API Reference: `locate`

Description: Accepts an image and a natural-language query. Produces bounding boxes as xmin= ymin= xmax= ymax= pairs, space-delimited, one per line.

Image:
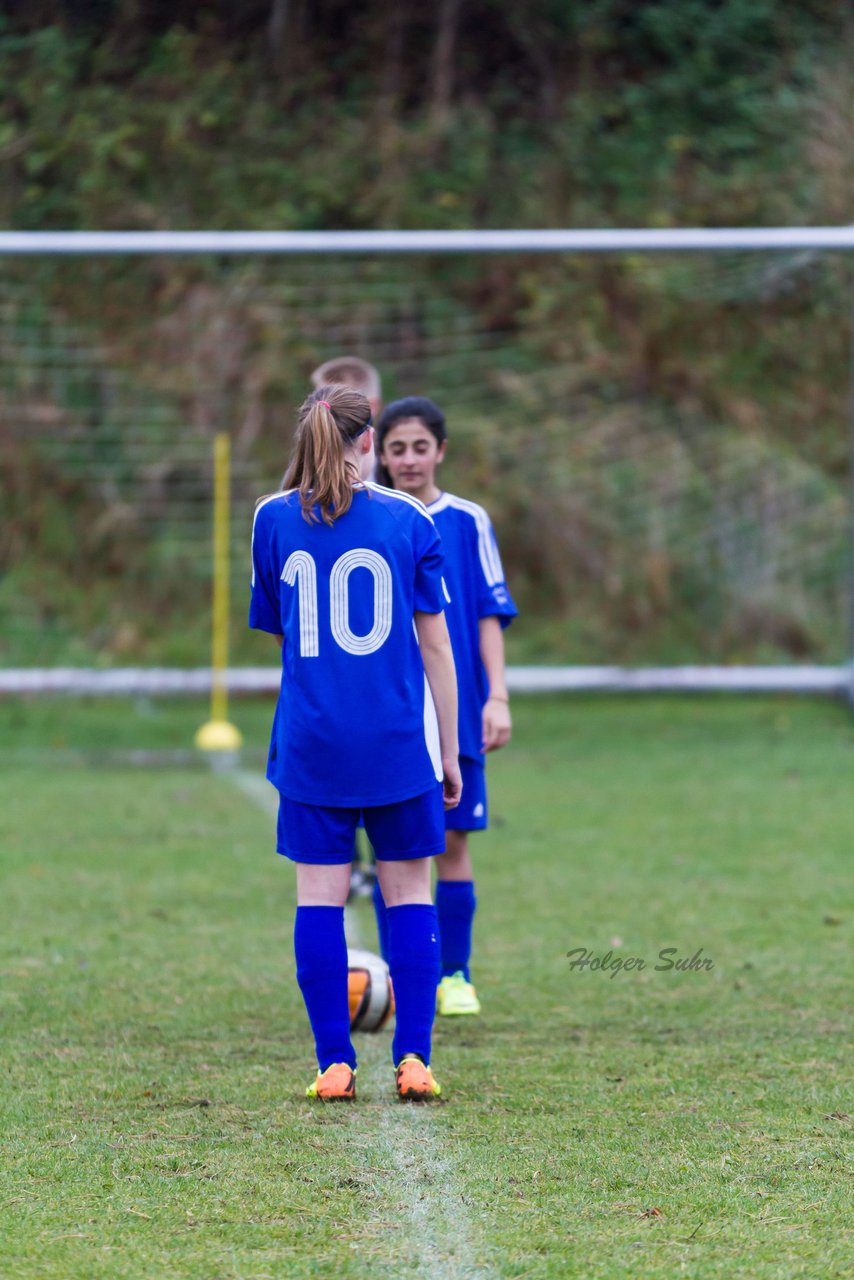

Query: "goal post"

xmin=2 ymin=226 xmax=853 ymax=726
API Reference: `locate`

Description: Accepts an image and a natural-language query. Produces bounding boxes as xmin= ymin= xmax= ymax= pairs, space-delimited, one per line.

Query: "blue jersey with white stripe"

xmin=250 ymin=482 xmax=446 ymax=806
xmin=425 ymin=492 xmax=518 ymax=764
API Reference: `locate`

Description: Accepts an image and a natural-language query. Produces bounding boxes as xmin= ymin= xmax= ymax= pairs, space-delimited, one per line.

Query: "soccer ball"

xmin=347 ymin=948 xmax=394 ymax=1032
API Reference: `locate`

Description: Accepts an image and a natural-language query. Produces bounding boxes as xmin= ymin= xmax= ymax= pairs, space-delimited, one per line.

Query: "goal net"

xmin=1 ymin=236 xmax=850 ymax=694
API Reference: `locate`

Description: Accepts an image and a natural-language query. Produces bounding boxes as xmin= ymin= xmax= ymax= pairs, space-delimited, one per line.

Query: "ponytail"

xmin=284 ymin=384 xmax=373 ymax=525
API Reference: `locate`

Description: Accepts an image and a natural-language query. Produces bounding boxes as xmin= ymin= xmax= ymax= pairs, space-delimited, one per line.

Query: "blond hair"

xmin=310 ymin=356 xmax=381 ymax=402
xmin=283 ymin=384 xmax=372 ymax=526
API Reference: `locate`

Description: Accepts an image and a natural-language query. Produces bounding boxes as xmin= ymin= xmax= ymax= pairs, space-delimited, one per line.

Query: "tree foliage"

xmin=0 ymin=1 xmax=848 ymax=231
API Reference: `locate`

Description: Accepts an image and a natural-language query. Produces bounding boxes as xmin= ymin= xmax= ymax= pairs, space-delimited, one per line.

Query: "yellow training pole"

xmin=195 ymin=431 xmax=243 ymax=753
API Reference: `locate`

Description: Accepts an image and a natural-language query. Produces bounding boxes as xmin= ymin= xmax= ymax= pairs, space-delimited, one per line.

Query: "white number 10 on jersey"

xmin=281 ymin=549 xmax=393 ymax=657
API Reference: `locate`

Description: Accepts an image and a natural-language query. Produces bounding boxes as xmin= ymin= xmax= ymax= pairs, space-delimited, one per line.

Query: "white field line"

xmin=231 ymin=768 xmax=280 ymax=819
xmin=231 ymin=768 xmax=496 ymax=1279
xmin=367 ymin=1099 xmax=495 ymax=1280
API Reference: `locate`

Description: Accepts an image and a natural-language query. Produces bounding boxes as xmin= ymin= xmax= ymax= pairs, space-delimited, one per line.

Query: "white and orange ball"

xmin=347 ymin=948 xmax=394 ymax=1031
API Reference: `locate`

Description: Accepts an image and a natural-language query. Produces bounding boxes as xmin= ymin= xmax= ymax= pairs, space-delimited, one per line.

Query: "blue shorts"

xmin=445 ymin=756 xmax=488 ymax=832
xmin=277 ymin=784 xmax=445 ymax=865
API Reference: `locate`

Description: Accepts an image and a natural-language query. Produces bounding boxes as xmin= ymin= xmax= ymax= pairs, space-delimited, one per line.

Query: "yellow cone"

xmin=195 ymin=719 xmax=243 ymax=752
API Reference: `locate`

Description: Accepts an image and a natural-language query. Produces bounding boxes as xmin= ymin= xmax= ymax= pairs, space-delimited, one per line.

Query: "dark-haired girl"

xmin=375 ymin=397 xmax=518 ymax=1015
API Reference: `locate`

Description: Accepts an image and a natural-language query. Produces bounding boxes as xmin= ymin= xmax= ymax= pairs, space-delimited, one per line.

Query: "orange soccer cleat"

xmin=395 ymin=1054 xmax=442 ymax=1102
xmin=306 ymin=1062 xmax=357 ymax=1101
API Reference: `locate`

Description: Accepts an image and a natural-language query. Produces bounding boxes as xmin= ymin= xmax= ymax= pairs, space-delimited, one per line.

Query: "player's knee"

xmin=377 ymin=857 xmax=432 ymax=906
xmin=445 ymin=831 xmax=468 ymax=857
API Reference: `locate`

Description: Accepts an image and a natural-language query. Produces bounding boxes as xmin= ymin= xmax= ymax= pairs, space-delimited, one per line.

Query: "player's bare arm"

xmin=415 ymin=608 xmax=463 ymax=810
xmin=479 ymin=615 xmax=511 ymax=752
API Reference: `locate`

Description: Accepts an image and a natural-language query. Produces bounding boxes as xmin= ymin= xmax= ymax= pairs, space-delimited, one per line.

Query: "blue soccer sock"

xmin=372 ymin=876 xmax=390 ymax=963
xmin=293 ymin=905 xmax=356 ymax=1073
xmin=386 ymin=903 xmax=440 ymax=1066
xmin=435 ymin=879 xmax=477 ymax=981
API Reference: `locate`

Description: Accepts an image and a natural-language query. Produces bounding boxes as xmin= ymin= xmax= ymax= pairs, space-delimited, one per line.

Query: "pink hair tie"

xmin=318 ymin=400 xmax=332 ymax=410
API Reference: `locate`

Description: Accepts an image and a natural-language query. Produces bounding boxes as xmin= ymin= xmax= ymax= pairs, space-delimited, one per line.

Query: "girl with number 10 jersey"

xmin=249 ymin=384 xmax=461 ymax=1102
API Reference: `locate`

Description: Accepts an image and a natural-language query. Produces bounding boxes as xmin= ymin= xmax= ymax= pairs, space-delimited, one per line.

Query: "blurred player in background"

xmin=251 ymin=384 xmax=460 ymax=1101
xmin=309 ymin=356 xmax=382 ymax=901
xmin=374 ymin=396 xmax=518 ymax=1016
xmin=310 ymin=355 xmax=382 ymax=420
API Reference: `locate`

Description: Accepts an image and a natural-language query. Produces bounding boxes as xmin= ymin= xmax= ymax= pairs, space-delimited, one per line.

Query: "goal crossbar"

xmin=1 ymin=227 xmax=853 ymax=255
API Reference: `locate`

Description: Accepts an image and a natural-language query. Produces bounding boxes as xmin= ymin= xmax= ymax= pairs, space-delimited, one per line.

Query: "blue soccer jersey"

xmin=425 ymin=493 xmax=518 ymax=764
xmin=249 ymin=482 xmax=447 ymax=806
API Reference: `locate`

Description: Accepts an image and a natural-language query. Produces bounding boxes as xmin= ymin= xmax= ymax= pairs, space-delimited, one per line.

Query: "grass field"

xmin=1 ymin=695 xmax=852 ymax=1279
